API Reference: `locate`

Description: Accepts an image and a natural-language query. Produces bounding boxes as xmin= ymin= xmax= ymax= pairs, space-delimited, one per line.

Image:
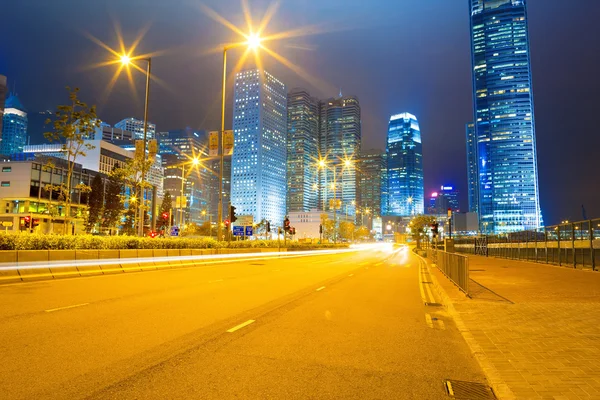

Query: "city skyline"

xmin=0 ymin=1 xmax=598 ymax=224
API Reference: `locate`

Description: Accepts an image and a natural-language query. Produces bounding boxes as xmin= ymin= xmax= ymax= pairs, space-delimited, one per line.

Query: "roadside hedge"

xmin=0 ymin=233 xmax=348 ymax=251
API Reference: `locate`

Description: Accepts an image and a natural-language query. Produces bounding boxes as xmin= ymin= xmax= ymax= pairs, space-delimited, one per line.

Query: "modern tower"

xmin=358 ymin=150 xmax=386 ymax=219
xmin=466 ymin=123 xmax=478 ymax=214
xmin=231 ymin=69 xmax=287 ymax=225
xmin=385 ymin=113 xmax=423 ymax=216
xmin=115 ymin=117 xmax=156 ymax=140
xmin=318 ymin=95 xmax=361 ymax=215
xmin=1 ymin=93 xmax=28 ymax=156
xmin=287 ymin=88 xmax=319 ymax=213
xmin=0 ymin=75 xmax=7 ymax=141
xmin=470 ymin=0 xmax=542 ymax=233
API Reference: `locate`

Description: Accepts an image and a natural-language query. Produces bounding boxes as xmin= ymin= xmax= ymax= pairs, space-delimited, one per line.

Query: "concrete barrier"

xmin=136 ymin=249 xmax=156 ymax=271
xmin=166 ymin=249 xmax=181 ymax=266
xmin=97 ymin=250 xmax=121 ymax=275
xmin=49 ymin=250 xmax=80 ymax=279
xmin=0 ymin=250 xmax=20 ymax=282
xmin=17 ymin=250 xmax=53 ymax=281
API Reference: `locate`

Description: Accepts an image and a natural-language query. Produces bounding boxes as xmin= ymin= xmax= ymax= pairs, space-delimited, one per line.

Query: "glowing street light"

xmin=247 ymin=33 xmax=262 ymax=50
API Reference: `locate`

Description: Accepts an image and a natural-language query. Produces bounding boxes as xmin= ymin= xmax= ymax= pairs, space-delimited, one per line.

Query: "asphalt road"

xmin=0 ymin=245 xmax=487 ymax=399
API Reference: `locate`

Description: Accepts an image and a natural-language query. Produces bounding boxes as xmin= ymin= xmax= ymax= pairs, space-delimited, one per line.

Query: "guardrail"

xmin=427 ymin=249 xmax=469 ymax=295
xmin=454 ymin=218 xmax=600 ymax=270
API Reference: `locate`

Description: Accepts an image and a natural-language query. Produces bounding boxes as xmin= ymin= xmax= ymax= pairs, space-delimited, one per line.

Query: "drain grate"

xmin=445 ymin=380 xmax=496 ymax=399
xmin=424 ymin=302 xmax=443 ymax=307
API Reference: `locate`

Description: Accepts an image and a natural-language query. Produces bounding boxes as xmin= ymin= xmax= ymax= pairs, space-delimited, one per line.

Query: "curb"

xmin=415 ymin=253 xmax=516 ymax=400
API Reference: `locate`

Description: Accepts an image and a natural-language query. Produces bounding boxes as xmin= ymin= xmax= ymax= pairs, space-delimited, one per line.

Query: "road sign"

xmin=245 ymin=226 xmax=253 ymax=236
xmin=176 ymin=196 xmax=187 ymax=208
xmin=235 ymin=215 xmax=253 ymax=226
xmin=233 ymin=226 xmax=244 ymax=236
xmin=170 ymin=226 xmax=180 ymax=236
xmin=1 ymin=221 xmax=13 ymax=227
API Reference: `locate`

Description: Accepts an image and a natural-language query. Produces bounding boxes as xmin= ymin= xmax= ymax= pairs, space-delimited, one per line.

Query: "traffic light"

xmin=161 ymin=212 xmax=169 ymax=221
xmin=24 ymin=216 xmax=31 ymax=229
xmin=224 ymin=219 xmax=230 ymax=228
xmin=266 ymin=221 xmax=271 ymax=233
xmin=319 ymin=224 xmax=323 ymax=234
xmin=229 ymin=205 xmax=237 ymax=223
xmin=32 ymin=219 xmax=39 ymax=229
xmin=431 ymin=223 xmax=439 ymax=236
xmin=290 ymin=227 xmax=296 ymax=236
xmin=284 ymin=217 xmax=290 ymax=232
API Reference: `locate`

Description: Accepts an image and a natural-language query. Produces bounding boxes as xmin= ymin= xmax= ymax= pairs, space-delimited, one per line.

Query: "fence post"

xmin=572 ymin=222 xmax=576 ymax=269
xmin=590 ymin=220 xmax=595 ymax=271
xmin=544 ymin=227 xmax=548 ymax=264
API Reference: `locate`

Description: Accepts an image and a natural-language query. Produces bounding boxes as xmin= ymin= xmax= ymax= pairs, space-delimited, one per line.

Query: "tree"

xmin=102 ymin=165 xmax=125 ymax=235
xmin=320 ymin=214 xmax=336 ymax=241
xmin=119 ymin=147 xmax=155 ymax=234
xmin=86 ymin=174 xmax=104 ymax=233
xmin=409 ymin=214 xmax=437 ymax=249
xmin=122 ymin=206 xmax=136 ymax=236
xmin=44 ymin=87 xmax=99 ymax=234
xmin=159 ymin=191 xmax=173 ymax=227
xmin=355 ymin=226 xmax=371 ymax=241
xmin=339 ymin=221 xmax=356 ymax=241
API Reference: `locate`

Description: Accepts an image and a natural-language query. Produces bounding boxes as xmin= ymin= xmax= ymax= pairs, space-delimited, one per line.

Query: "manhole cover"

xmin=445 ymin=380 xmax=496 ymax=399
xmin=424 ymin=302 xmax=443 ymax=307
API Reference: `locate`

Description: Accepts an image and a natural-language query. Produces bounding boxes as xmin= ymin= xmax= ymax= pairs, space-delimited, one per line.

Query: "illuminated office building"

xmin=1 ymin=93 xmax=28 ymax=156
xmin=115 ymin=117 xmax=156 ymax=140
xmin=466 ymin=123 xmax=478 ymax=214
xmin=470 ymin=0 xmax=542 ymax=232
xmin=231 ymin=69 xmax=287 ymax=225
xmin=384 ymin=113 xmax=423 ymax=216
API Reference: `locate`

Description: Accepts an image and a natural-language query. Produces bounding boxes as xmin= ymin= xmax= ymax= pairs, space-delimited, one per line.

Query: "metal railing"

xmin=427 ymin=249 xmax=470 ymax=295
xmin=454 ymin=218 xmax=600 ymax=270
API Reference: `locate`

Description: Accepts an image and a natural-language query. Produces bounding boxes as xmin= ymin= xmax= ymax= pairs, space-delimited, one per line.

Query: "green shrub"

xmin=0 ymin=232 xmax=349 ymax=251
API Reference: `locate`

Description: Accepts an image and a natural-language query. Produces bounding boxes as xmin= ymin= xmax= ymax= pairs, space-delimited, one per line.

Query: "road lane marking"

xmin=418 ymin=262 xmax=427 ymax=303
xmin=45 ymin=303 xmax=89 ymax=313
xmin=446 ymin=381 xmax=455 ymax=396
xmin=425 ymin=313 xmax=434 ymax=328
xmin=374 ymin=262 xmax=383 ymax=266
xmin=316 ymin=286 xmax=326 ymax=291
xmin=208 ymin=279 xmax=224 ymax=283
xmin=360 ymin=262 xmax=370 ymax=266
xmin=226 ymin=319 xmax=255 ymax=333
xmin=348 ymin=274 xmax=354 ymax=277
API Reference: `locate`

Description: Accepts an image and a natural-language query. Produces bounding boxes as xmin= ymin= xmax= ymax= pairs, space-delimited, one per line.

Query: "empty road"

xmin=0 ymin=245 xmax=487 ymax=399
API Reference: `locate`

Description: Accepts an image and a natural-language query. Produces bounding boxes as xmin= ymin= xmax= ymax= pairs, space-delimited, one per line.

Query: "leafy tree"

xmin=122 ymin=206 xmax=136 ymax=236
xmin=409 ymin=214 xmax=437 ymax=249
xmin=102 ymin=165 xmax=125 ymax=235
xmin=44 ymin=87 xmax=99 ymax=234
xmin=86 ymin=174 xmax=104 ymax=233
xmin=355 ymin=226 xmax=371 ymax=241
xmin=159 ymin=191 xmax=173 ymax=227
xmin=339 ymin=221 xmax=356 ymax=241
xmin=119 ymin=147 xmax=155 ymax=234
xmin=320 ymin=214 xmax=336 ymax=241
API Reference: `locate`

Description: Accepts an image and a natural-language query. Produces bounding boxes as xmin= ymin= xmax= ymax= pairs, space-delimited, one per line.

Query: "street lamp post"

xmin=120 ymin=55 xmax=152 ymax=237
xmin=217 ymin=35 xmax=261 ymax=242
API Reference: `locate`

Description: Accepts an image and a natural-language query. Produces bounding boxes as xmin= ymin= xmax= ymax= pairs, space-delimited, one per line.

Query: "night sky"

xmin=1 ymin=0 xmax=599 ymax=225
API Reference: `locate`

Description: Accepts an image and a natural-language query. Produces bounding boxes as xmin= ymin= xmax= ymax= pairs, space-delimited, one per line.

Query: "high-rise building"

xmin=157 ymin=129 xmax=209 ymax=225
xmin=428 ymin=185 xmax=460 ymax=215
xmin=286 ymin=88 xmax=319 ymax=213
xmin=231 ymin=69 xmax=287 ymax=225
xmin=466 ymin=123 xmax=478 ymax=214
xmin=0 ymin=75 xmax=7 ymax=140
xmin=1 ymin=93 xmax=28 ymax=156
xmin=384 ymin=113 xmax=423 ymax=216
xmin=470 ymin=0 xmax=542 ymax=233
xmin=318 ymin=95 xmax=361 ymax=215
xmin=358 ymin=150 xmax=386 ymax=220
xmin=115 ymin=117 xmax=156 ymax=140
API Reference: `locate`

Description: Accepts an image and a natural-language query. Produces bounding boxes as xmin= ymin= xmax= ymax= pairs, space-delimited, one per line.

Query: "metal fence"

xmin=454 ymin=218 xmax=600 ymax=270
xmin=427 ymin=249 xmax=470 ymax=295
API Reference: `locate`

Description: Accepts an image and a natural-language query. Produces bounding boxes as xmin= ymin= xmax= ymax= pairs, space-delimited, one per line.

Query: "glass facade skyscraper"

xmin=1 ymin=93 xmax=28 ymax=156
xmin=466 ymin=123 xmax=478 ymax=213
xmin=0 ymin=76 xmax=7 ymax=140
xmin=318 ymin=95 xmax=361 ymax=215
xmin=385 ymin=113 xmax=423 ymax=216
xmin=231 ymin=69 xmax=287 ymax=225
xmin=287 ymin=88 xmax=318 ymax=212
xmin=358 ymin=150 xmax=386 ymax=219
xmin=115 ymin=117 xmax=156 ymax=140
xmin=470 ymin=0 xmax=542 ymax=233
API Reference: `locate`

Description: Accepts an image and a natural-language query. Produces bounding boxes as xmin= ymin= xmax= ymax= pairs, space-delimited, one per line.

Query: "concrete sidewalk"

xmin=428 ymin=255 xmax=600 ymax=400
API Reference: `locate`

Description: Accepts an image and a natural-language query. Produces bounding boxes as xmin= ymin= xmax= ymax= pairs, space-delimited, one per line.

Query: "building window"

xmin=2 ymin=167 xmax=11 ymax=172
xmin=1 ymin=182 xmax=10 ymax=187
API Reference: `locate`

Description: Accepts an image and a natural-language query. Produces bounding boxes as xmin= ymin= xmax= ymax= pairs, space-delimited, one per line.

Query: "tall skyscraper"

xmin=231 ymin=69 xmax=287 ymax=225
xmin=466 ymin=123 xmax=478 ymax=214
xmin=0 ymin=76 xmax=7 ymax=140
xmin=286 ymin=88 xmax=319 ymax=213
xmin=115 ymin=117 xmax=156 ymax=140
xmin=428 ymin=185 xmax=460 ymax=215
xmin=318 ymin=95 xmax=361 ymax=215
xmin=470 ymin=0 xmax=542 ymax=233
xmin=385 ymin=113 xmax=423 ymax=216
xmin=1 ymin=93 xmax=28 ymax=156
xmin=358 ymin=150 xmax=386 ymax=219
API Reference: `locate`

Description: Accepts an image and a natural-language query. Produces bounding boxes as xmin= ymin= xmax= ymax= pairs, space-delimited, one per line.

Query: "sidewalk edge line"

xmin=415 ymin=252 xmax=516 ymax=400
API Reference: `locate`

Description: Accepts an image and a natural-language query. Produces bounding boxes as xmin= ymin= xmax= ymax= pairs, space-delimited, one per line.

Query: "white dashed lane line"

xmin=226 ymin=320 xmax=255 ymax=333
xmin=316 ymin=286 xmax=326 ymax=292
xmin=45 ymin=303 xmax=89 ymax=313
